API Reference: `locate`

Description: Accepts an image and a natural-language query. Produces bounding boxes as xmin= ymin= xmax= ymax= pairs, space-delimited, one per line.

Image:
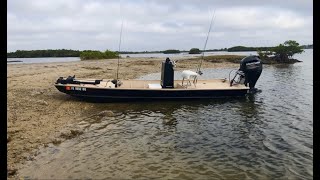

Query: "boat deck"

xmin=70 ymin=79 xmax=248 ymax=90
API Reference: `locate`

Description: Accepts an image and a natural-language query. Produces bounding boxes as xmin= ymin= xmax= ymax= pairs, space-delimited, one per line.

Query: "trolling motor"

xmin=230 ymin=55 xmax=263 ymax=92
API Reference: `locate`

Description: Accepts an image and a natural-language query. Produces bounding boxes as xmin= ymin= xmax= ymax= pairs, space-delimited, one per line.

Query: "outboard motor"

xmin=161 ymin=57 xmax=175 ymax=88
xmin=230 ymin=55 xmax=262 ymax=91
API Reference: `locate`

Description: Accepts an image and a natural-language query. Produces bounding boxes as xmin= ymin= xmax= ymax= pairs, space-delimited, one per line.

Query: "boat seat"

xmin=106 ymin=81 xmax=115 ymax=88
xmin=96 ymin=81 xmax=115 ymax=88
xmin=148 ymin=84 xmax=162 ymax=89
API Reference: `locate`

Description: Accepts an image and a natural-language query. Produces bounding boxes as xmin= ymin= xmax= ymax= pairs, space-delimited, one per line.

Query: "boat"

xmin=54 ymin=11 xmax=262 ymax=102
xmin=54 ymin=56 xmax=263 ymax=102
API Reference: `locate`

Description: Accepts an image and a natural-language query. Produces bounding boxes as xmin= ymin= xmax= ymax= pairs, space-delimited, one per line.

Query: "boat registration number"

xmin=66 ymin=86 xmax=86 ymax=91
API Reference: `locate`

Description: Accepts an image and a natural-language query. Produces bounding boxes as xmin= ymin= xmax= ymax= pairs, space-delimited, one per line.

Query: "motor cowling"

xmin=239 ymin=55 xmax=262 ymax=89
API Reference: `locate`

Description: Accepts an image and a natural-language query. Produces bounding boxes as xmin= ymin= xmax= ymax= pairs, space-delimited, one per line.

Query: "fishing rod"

xmin=196 ymin=10 xmax=216 ymax=74
xmin=113 ymin=1 xmax=123 ymax=87
xmin=115 ymin=18 xmax=124 ymax=82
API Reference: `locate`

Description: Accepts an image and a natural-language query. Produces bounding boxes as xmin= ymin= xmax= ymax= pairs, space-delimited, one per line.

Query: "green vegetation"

xmin=228 ymin=46 xmax=271 ymax=52
xmin=192 ymin=55 xmax=246 ymax=63
xmin=6 ymin=49 xmax=118 ymax=60
xmin=7 ymin=42 xmax=310 ymax=60
xmin=80 ymin=50 xmax=119 ymax=60
xmin=205 ymin=48 xmax=228 ymax=52
xmin=189 ymin=48 xmax=201 ymax=54
xmin=258 ymin=40 xmax=304 ymax=63
xmin=7 ymin=49 xmax=81 ymax=58
xmin=162 ymin=49 xmax=180 ymax=54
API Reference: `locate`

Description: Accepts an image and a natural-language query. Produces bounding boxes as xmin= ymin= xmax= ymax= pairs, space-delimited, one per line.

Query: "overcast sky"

xmin=7 ymin=0 xmax=313 ymax=52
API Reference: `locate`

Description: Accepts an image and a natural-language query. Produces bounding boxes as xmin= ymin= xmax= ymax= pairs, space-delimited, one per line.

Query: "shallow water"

xmin=7 ymin=57 xmax=80 ymax=64
xmin=121 ymin=51 xmax=258 ymax=58
xmin=18 ymin=50 xmax=313 ymax=179
xmin=7 ymin=51 xmax=258 ymax=64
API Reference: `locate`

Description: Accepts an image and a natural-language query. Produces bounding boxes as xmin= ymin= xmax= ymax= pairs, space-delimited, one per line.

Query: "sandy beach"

xmin=7 ymin=56 xmax=239 ymax=177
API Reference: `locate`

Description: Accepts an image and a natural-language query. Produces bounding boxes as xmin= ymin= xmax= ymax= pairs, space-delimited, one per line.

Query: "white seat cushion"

xmin=148 ymin=84 xmax=162 ymax=89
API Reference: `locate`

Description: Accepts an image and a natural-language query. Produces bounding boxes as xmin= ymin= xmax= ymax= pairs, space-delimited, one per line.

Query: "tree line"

xmin=7 ymin=49 xmax=81 ymax=58
xmin=6 ymin=49 xmax=119 ymax=60
xmin=7 ymin=48 xmax=228 ymax=58
xmin=7 ymin=42 xmax=310 ymax=60
xmin=227 ymin=44 xmax=312 ymax=52
xmin=227 ymin=46 xmax=272 ymax=52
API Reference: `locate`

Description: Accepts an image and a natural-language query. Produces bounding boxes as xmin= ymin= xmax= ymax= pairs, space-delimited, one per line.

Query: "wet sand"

xmin=7 ymin=56 xmax=239 ymax=177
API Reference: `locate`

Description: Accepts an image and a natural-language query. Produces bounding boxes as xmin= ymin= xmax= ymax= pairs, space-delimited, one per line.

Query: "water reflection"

xmin=18 ymin=92 xmax=312 ymax=180
xmin=274 ymin=64 xmax=300 ymax=77
xmin=241 ymin=94 xmax=262 ymax=118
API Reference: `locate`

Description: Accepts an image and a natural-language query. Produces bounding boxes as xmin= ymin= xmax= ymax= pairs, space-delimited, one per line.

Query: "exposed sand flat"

xmin=7 ymin=57 xmax=239 ymax=177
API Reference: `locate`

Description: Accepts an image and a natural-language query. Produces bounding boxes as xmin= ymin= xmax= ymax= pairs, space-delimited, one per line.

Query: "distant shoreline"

xmin=7 ymin=60 xmax=23 ymax=63
xmin=7 ymin=45 xmax=312 ymax=58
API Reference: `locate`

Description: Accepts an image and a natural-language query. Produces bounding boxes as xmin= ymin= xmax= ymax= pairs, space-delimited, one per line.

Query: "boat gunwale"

xmin=67 ymin=94 xmax=247 ymax=99
xmin=54 ymin=84 xmax=249 ymax=91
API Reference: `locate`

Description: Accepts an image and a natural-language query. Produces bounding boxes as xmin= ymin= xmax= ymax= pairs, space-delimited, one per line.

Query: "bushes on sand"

xmin=80 ymin=50 xmax=119 ymax=60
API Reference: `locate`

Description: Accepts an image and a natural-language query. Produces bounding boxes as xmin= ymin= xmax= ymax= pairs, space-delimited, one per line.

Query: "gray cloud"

xmin=7 ymin=0 xmax=313 ymax=52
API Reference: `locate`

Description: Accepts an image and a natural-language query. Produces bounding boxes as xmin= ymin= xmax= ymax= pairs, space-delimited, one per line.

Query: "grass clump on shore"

xmin=80 ymin=50 xmax=119 ymax=60
xmin=192 ymin=55 xmax=246 ymax=63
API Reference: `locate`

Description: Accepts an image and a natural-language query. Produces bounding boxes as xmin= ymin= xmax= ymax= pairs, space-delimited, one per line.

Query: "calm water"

xmin=7 ymin=57 xmax=80 ymax=64
xmin=121 ymin=51 xmax=258 ymax=58
xmin=18 ymin=50 xmax=313 ymax=179
xmin=7 ymin=51 xmax=258 ymax=64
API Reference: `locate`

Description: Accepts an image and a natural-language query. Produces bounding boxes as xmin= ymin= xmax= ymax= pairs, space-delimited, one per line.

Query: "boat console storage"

xmin=161 ymin=58 xmax=175 ymax=88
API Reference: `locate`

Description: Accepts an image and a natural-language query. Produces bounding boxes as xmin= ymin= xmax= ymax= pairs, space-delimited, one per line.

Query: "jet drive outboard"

xmin=230 ymin=55 xmax=262 ymax=92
